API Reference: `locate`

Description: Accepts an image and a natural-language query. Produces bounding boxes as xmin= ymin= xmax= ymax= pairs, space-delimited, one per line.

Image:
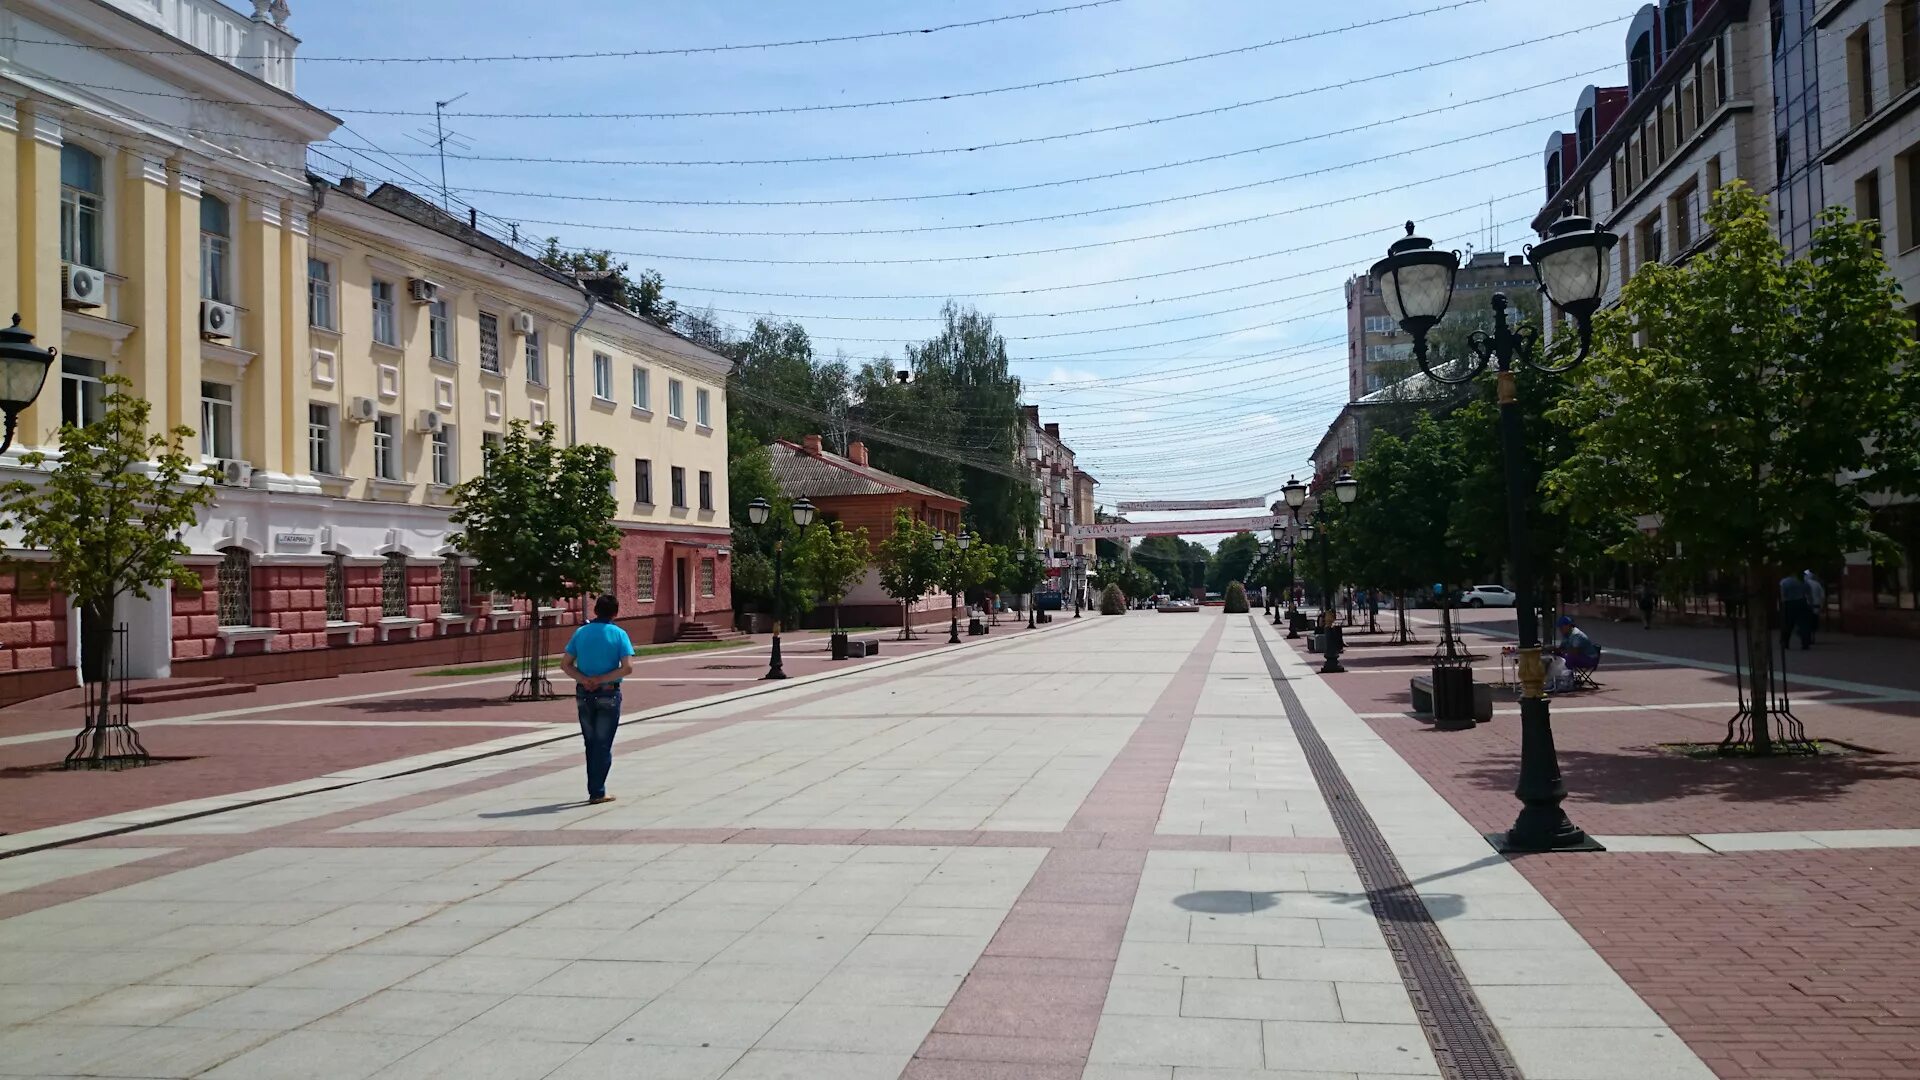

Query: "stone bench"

xmin=1409 ymin=673 xmax=1494 ymax=723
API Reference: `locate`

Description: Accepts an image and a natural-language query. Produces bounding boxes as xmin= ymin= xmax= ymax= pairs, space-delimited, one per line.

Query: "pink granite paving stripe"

xmin=906 ymin=618 xmax=1227 ymax=1079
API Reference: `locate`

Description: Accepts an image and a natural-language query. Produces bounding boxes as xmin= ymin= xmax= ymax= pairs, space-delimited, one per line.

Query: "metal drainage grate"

xmin=1250 ymin=617 xmax=1522 ymax=1080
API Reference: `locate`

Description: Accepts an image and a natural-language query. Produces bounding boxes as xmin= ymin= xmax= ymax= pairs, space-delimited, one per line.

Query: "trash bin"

xmin=1431 ymin=664 xmax=1474 ymax=729
xmin=830 ymin=632 xmax=849 ymax=660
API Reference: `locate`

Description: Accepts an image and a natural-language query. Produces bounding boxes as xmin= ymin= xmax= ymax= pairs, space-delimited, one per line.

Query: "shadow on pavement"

xmin=477 ymin=801 xmax=590 ymax=818
xmin=1459 ymin=746 xmax=1920 ymax=808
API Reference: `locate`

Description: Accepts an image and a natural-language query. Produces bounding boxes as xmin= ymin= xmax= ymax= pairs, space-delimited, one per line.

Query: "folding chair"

xmin=1566 ymin=645 xmax=1602 ymax=691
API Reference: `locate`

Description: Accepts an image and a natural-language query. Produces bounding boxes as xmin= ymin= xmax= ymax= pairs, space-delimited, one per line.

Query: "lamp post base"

xmin=763 ymin=633 xmax=786 ymax=680
xmin=1490 ymin=697 xmax=1602 ymax=852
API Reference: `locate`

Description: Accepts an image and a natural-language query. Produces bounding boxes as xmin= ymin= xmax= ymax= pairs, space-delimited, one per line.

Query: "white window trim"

xmin=592 ymin=352 xmax=615 ymax=403
xmin=633 ymin=365 xmax=651 ymax=412
xmin=373 ymin=413 xmax=401 ymax=481
xmin=371 ymin=279 xmax=399 ymax=348
xmin=430 ymin=425 xmax=455 ymax=487
xmin=666 ymin=378 xmax=685 ymax=422
xmin=695 ymin=387 xmax=711 ymax=430
xmin=307 ymin=257 xmax=337 ymax=332
xmin=307 ymin=401 xmax=337 ymax=475
xmin=199 ymin=381 xmax=238 ymax=461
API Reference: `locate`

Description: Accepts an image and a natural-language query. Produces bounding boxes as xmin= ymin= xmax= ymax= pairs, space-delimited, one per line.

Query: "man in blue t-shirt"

xmin=561 ymin=594 xmax=635 ymax=804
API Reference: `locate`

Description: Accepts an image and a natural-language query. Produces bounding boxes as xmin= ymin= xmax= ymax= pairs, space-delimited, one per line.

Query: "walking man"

xmin=1801 ymin=570 xmax=1826 ymax=650
xmin=1637 ymin=579 xmax=1657 ymax=630
xmin=1778 ymin=571 xmax=1811 ymax=653
xmin=560 ymin=594 xmax=635 ymax=804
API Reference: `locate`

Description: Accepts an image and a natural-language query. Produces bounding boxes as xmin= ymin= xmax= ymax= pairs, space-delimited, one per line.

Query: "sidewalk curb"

xmin=0 ymin=618 xmax=1102 ymax=860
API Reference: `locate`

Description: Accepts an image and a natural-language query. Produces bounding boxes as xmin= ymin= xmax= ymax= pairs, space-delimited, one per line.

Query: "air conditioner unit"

xmin=407 ymin=278 xmax=440 ymax=303
xmin=414 ymin=409 xmax=445 ymax=434
xmin=200 ymin=299 xmax=235 ymax=339
xmin=62 ymin=263 xmax=106 ymax=309
xmin=346 ymin=396 xmax=378 ymax=423
xmin=512 ymin=311 xmax=536 ymax=335
xmin=218 ymin=458 xmax=253 ymax=486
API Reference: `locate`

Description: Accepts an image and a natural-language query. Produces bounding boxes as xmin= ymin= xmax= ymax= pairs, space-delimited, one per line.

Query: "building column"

xmin=0 ymin=95 xmax=19 ymax=327
xmin=240 ymin=195 xmax=284 ymax=475
xmin=165 ymin=167 xmax=203 ymax=435
xmin=14 ymin=103 xmax=63 ymax=451
xmin=119 ymin=149 xmax=172 ymax=420
xmin=280 ymin=204 xmax=311 ymax=482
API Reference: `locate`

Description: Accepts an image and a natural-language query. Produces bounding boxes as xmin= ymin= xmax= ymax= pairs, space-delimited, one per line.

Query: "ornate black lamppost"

xmin=933 ymin=528 xmax=970 ymax=644
xmin=747 ymin=495 xmax=814 ymax=680
xmin=1027 ymin=547 xmax=1041 ymax=629
xmin=1309 ymin=471 xmax=1359 ymax=674
xmin=1371 ymin=206 xmax=1615 ymax=854
xmin=1072 ymin=554 xmax=1085 ymax=617
xmin=0 ymin=315 xmax=58 ymax=456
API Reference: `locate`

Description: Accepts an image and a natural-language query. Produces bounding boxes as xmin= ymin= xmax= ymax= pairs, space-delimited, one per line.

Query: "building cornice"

xmin=1536 ymin=0 xmax=1752 ymax=232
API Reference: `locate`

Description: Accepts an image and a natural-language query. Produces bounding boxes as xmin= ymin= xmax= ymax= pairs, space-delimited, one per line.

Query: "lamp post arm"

xmin=1412 ymin=328 xmax=1490 ymax=386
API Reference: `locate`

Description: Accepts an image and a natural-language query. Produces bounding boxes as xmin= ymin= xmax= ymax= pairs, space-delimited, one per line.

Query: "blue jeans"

xmin=575 ymin=686 xmax=621 ymax=799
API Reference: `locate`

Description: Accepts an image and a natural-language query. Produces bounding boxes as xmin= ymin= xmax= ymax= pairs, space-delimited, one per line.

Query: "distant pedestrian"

xmin=1801 ymin=570 xmax=1826 ymax=649
xmin=1778 ymin=571 xmax=1811 ymax=652
xmin=1637 ymin=580 xmax=1657 ymax=630
xmin=560 ymin=594 xmax=635 ymax=804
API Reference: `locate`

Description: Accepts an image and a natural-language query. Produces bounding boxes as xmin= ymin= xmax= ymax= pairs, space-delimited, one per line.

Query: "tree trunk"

xmin=1745 ymin=562 xmax=1775 ymax=756
xmin=79 ymin=598 xmax=115 ymax=750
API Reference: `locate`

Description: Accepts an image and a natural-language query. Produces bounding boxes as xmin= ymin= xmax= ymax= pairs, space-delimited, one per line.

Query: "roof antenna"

xmin=406 ymin=91 xmax=471 ymax=210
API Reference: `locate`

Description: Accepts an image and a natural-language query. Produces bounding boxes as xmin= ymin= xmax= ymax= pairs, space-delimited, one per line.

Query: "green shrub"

xmin=1223 ymin=582 xmax=1249 ymax=613
xmin=1099 ymin=583 xmax=1127 ymax=615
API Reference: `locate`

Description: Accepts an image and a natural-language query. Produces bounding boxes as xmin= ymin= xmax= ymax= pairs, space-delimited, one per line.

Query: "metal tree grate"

xmin=65 ymin=624 xmax=149 ymax=770
xmin=1251 ymin=617 xmax=1521 ymax=1080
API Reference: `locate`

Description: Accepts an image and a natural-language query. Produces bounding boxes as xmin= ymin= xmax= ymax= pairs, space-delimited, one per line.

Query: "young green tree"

xmin=794 ymin=520 xmax=871 ymax=632
xmin=875 ymin=509 xmax=942 ymax=639
xmin=1004 ymin=544 xmax=1047 ymax=619
xmin=0 ymin=378 xmax=219 ymax=766
xmin=725 ymin=425 xmax=812 ymax=622
xmin=450 ymin=420 xmax=620 ymax=699
xmin=969 ymin=543 xmax=1011 ymax=623
xmin=1206 ymin=532 xmax=1261 ymax=594
xmin=1551 ymin=183 xmax=1920 ymax=753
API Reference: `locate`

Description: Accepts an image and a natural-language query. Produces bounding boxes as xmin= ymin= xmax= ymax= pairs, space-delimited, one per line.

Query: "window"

xmin=199 ymin=195 xmax=231 ymax=303
xmin=216 ymin=547 xmax=252 ymax=627
xmin=695 ymin=387 xmax=711 ymax=428
xmin=1675 ymin=182 xmax=1700 ymax=252
xmin=592 ymin=352 xmax=613 ymax=400
xmin=61 ymin=356 xmax=106 ymax=429
xmin=478 ymin=312 xmax=501 ymax=374
xmin=634 ymin=458 xmax=653 ymax=504
xmin=1363 ymin=315 xmax=1396 ymax=333
xmin=371 ymin=280 xmax=397 ymax=346
xmin=634 ymin=557 xmax=655 ymax=602
xmin=1902 ymin=142 xmax=1920 ymax=251
xmin=1902 ymin=0 xmax=1920 ymax=93
xmin=667 ymin=378 xmax=685 ymax=420
xmin=428 ymin=299 xmax=453 ymax=361
xmin=200 ymin=382 xmax=235 ymax=459
xmin=440 ymin=559 xmax=464 ymax=615
xmin=632 ymin=365 xmax=650 ymax=410
xmin=307 ymin=258 xmax=335 ymax=330
xmin=699 ymin=558 xmax=715 ymax=598
xmin=698 ymin=469 xmax=713 ymax=511
xmin=374 ymin=414 xmax=400 ymax=480
xmin=1850 ymin=27 xmax=1876 ymax=126
xmin=381 ymin=552 xmax=408 ymax=617
xmin=325 ymin=554 xmax=346 ymax=622
xmin=670 ymin=465 xmax=687 ymax=509
xmin=525 ymin=330 xmax=544 ymax=384
xmin=431 ymin=426 xmax=454 ymax=486
xmin=308 ymin=402 xmax=335 ymax=474
xmin=1859 ymin=170 xmax=1884 ymax=245
xmin=482 ymin=429 xmax=504 ymax=473
xmin=60 ymin=144 xmax=103 ymax=268
xmin=1628 ymin=31 xmax=1653 ymax=93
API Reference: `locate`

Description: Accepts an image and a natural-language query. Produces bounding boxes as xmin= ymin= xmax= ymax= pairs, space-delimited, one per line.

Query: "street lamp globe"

xmin=746 ymin=496 xmax=771 ymax=526
xmin=0 ymin=314 xmax=57 ymax=456
xmin=1300 ymin=519 xmax=1316 ymax=542
xmin=1333 ymin=470 xmax=1358 ymax=505
xmin=1369 ymin=223 xmax=1460 ymax=339
xmin=932 ymin=532 xmax=946 ymax=551
xmin=957 ymin=529 xmax=971 ymax=551
xmin=1269 ymin=522 xmax=1286 ymax=544
xmin=790 ymin=496 xmax=816 ymax=528
xmin=1526 ymin=203 xmax=1619 ymax=326
xmin=1281 ymin=475 xmax=1308 ymax=510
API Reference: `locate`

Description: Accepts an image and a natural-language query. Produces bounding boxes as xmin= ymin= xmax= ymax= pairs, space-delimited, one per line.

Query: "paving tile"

xmin=1499 ymin=1027 xmax=1717 ymax=1079
xmin=759 ymin=1001 xmax=945 ymax=1054
xmin=397 ymin=956 xmax=569 ymax=995
xmin=170 ymin=983 xmax=373 ymax=1031
xmin=1260 ymin=1019 xmax=1438 ymax=1074
xmin=655 ymin=964 xmax=828 ymax=1004
xmin=308 ymin=988 xmax=509 ymax=1036
xmin=1180 ymin=977 xmax=1342 ymax=1022
xmin=1253 ymin=947 xmax=1401 ymax=984
xmin=840 ymin=933 xmax=988 ymax=974
xmin=1469 ymin=982 xmax=1666 ymax=1029
xmin=1115 ymin=941 xmax=1258 ymax=979
xmin=1187 ymin=914 xmax=1323 ymax=947
xmin=523 ymin=959 xmax=696 ymax=1000
xmin=718 ymin=1048 xmax=907 ymax=1080
xmin=452 ymin=993 xmax=647 ymax=1043
xmin=543 ymin=1042 xmax=743 ymax=1080
xmin=263 ymin=951 xmax=441 ymax=992
xmin=1333 ymin=981 xmax=1418 ymax=1025
xmin=1087 ymin=1013 xmax=1266 ymax=1069
xmin=200 ymin=1029 xmax=433 ymax=1080
xmin=365 ymin=1033 xmax=586 ymax=1078
xmin=804 ymin=969 xmax=965 ymax=1008
xmin=608 ymin=997 xmax=794 ymax=1048
xmin=37 ymin=982 xmax=239 ymax=1027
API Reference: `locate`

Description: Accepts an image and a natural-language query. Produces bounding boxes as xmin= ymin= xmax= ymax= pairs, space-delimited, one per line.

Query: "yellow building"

xmin=0 ymin=0 xmax=733 ymax=697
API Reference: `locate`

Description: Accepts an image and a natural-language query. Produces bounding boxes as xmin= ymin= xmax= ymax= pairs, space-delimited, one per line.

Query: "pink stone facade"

xmin=0 ymin=525 xmax=731 ymax=698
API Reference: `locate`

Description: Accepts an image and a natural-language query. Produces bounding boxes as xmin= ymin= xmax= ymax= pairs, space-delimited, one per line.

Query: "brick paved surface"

xmin=1301 ymin=608 xmax=1920 ymax=1080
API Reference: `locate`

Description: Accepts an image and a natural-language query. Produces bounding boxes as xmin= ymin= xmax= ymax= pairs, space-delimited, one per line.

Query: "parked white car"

xmin=1458 ymin=584 xmax=1517 ymax=608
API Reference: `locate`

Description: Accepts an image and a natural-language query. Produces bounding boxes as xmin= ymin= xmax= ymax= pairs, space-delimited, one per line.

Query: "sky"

xmin=288 ymin=0 xmax=1651 ymax=542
